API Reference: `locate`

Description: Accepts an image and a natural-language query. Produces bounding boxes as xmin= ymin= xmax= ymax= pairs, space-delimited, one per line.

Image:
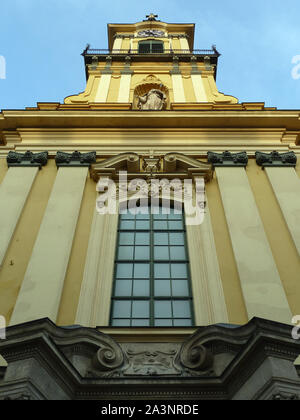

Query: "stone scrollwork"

xmin=207 ymin=151 xmax=248 ymax=167
xmin=178 ymin=337 xmax=214 ymax=375
xmin=7 ymin=151 xmax=49 ymax=168
xmin=55 ymin=151 xmax=96 ymax=167
xmin=255 ymin=151 xmax=297 ymax=167
xmin=92 ymin=345 xmax=124 ymax=374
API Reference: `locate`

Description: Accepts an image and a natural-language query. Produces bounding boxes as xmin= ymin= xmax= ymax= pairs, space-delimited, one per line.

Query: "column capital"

xmin=207 ymin=151 xmax=248 ymax=167
xmin=7 ymin=151 xmax=48 ymax=168
xmin=255 ymin=151 xmax=297 ymax=167
xmin=55 ymin=151 xmax=96 ymax=168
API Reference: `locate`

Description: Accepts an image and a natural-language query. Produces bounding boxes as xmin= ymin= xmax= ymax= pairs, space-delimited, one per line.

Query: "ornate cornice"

xmin=7 ymin=151 xmax=48 ymax=168
xmin=207 ymin=151 xmax=248 ymax=167
xmin=255 ymin=151 xmax=297 ymax=167
xmin=0 ymin=317 xmax=299 ymax=400
xmin=55 ymin=151 xmax=96 ymax=168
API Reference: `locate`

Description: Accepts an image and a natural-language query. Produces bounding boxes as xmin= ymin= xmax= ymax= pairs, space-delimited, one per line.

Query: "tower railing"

xmin=82 ymin=48 xmax=220 ymax=56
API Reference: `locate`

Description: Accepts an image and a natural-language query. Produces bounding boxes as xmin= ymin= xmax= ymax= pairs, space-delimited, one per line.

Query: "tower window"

xmin=110 ymin=207 xmax=194 ymax=327
xmin=138 ymin=40 xmax=164 ymax=54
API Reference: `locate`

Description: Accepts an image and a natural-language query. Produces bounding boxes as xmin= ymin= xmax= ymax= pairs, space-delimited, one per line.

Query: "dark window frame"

xmin=110 ymin=207 xmax=194 ymax=327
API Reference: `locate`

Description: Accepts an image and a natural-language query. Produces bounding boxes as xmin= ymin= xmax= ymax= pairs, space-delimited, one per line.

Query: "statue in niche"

xmin=137 ymin=89 xmax=167 ymax=110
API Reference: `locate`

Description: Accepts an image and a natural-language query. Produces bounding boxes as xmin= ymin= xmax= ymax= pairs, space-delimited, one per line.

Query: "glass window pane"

xmin=112 ymin=319 xmax=131 ymax=327
xmin=120 ymin=220 xmax=135 ymax=230
xmin=135 ymin=232 xmax=150 ymax=245
xmin=136 ymin=220 xmax=150 ymax=230
xmin=113 ymin=300 xmax=131 ymax=318
xmin=154 ymin=246 xmax=169 ymax=260
xmin=154 ymin=264 xmax=170 ymax=278
xmin=155 ymin=319 xmax=173 ymax=327
xmin=118 ymin=246 xmax=134 ymax=260
xmin=173 ymin=319 xmax=193 ymax=327
xmin=120 ymin=212 xmax=135 ymax=220
xmin=154 ymin=280 xmax=171 ymax=296
xmin=153 ymin=213 xmax=168 ymax=220
xmin=172 ymin=280 xmax=189 ymax=297
xmin=133 ymin=280 xmax=150 ymax=296
xmin=169 ymin=232 xmax=184 ymax=245
xmin=168 ymin=220 xmax=183 ymax=230
xmin=170 ymin=246 xmax=186 ymax=260
xmin=135 ymin=213 xmax=150 ymax=220
xmin=115 ymin=280 xmax=132 ymax=297
xmin=132 ymin=301 xmax=149 ymax=318
xmin=116 ymin=263 xmax=133 ymax=278
xmin=154 ymin=221 xmax=168 ymax=230
xmin=154 ymin=233 xmax=169 ymax=245
xmin=132 ymin=319 xmax=150 ymax=327
xmin=134 ymin=263 xmax=150 ymax=278
xmin=135 ymin=246 xmax=150 ymax=260
xmin=119 ymin=232 xmax=135 ymax=245
xmin=154 ymin=301 xmax=172 ymax=318
xmin=171 ymin=263 xmax=188 ymax=278
xmin=172 ymin=300 xmax=191 ymax=318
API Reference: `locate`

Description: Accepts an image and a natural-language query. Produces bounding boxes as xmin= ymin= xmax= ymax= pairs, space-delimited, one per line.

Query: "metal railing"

xmin=82 ymin=48 xmax=220 ymax=56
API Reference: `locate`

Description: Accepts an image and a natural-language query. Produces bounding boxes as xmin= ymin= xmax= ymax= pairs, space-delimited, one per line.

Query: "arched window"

xmin=138 ymin=40 xmax=164 ymax=54
xmin=110 ymin=206 xmax=193 ymax=327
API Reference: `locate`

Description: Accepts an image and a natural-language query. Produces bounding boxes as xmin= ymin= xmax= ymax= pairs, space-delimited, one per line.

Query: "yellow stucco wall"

xmin=0 ymin=158 xmax=8 ymax=185
xmin=0 ymin=160 xmax=57 ymax=323
xmin=56 ymin=175 xmax=96 ymax=326
xmin=247 ymin=159 xmax=300 ymax=318
xmin=206 ymin=172 xmax=249 ymax=325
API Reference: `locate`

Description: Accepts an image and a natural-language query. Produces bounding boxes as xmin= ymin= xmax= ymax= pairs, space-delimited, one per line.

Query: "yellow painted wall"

xmin=0 ymin=160 xmax=57 ymax=323
xmin=182 ymin=75 xmax=196 ymax=103
xmin=57 ymin=174 xmax=96 ymax=326
xmin=0 ymin=158 xmax=8 ymax=185
xmin=206 ymin=172 xmax=249 ymax=325
xmin=107 ymin=75 xmax=121 ymax=102
xmin=247 ymin=159 xmax=300 ymax=317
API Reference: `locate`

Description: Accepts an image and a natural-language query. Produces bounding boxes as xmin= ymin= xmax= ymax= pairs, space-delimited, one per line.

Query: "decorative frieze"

xmin=55 ymin=151 xmax=96 ymax=167
xmin=207 ymin=151 xmax=248 ymax=167
xmin=255 ymin=151 xmax=297 ymax=167
xmin=7 ymin=151 xmax=48 ymax=168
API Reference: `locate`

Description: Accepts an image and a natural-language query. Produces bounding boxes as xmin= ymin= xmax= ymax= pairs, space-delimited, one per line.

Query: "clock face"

xmin=137 ymin=29 xmax=165 ymax=38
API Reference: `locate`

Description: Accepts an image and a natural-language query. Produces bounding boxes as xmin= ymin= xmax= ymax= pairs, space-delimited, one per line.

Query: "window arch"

xmin=110 ymin=206 xmax=194 ymax=327
xmin=138 ymin=40 xmax=164 ymax=54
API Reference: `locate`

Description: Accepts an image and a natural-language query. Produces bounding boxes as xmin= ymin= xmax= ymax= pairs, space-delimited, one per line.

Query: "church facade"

xmin=0 ymin=15 xmax=300 ymax=400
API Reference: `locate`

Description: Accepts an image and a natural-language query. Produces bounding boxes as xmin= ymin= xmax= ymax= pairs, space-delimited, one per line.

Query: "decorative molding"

xmin=7 ymin=151 xmax=48 ymax=168
xmin=207 ymin=151 xmax=248 ymax=167
xmin=101 ymin=56 xmax=113 ymax=75
xmin=90 ymin=152 xmax=213 ymax=182
xmin=55 ymin=151 xmax=96 ymax=167
xmin=255 ymin=151 xmax=297 ymax=167
xmin=170 ymin=56 xmax=181 ymax=75
xmin=0 ymin=318 xmax=299 ymax=400
xmin=120 ymin=56 xmax=133 ymax=75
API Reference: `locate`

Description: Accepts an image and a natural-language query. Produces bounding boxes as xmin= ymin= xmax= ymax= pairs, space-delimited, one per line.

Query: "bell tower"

xmin=65 ymin=14 xmax=238 ymax=107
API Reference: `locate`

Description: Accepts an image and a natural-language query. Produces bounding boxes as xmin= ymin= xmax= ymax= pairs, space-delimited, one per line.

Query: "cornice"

xmin=1 ymin=108 xmax=300 ymax=132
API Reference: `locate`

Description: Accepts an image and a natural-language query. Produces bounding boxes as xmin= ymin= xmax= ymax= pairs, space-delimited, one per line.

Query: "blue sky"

xmin=0 ymin=0 xmax=300 ymax=110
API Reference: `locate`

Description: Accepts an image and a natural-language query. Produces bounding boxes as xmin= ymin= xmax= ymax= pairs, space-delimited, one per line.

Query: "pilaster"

xmin=209 ymin=152 xmax=292 ymax=324
xmin=9 ymin=152 xmax=96 ymax=325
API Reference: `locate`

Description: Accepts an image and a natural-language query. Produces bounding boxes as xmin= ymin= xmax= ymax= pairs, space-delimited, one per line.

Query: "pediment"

xmin=90 ymin=152 xmax=213 ymax=182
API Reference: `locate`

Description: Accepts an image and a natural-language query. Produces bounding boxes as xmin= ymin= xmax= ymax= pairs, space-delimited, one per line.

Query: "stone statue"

xmin=137 ymin=89 xmax=167 ymax=110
